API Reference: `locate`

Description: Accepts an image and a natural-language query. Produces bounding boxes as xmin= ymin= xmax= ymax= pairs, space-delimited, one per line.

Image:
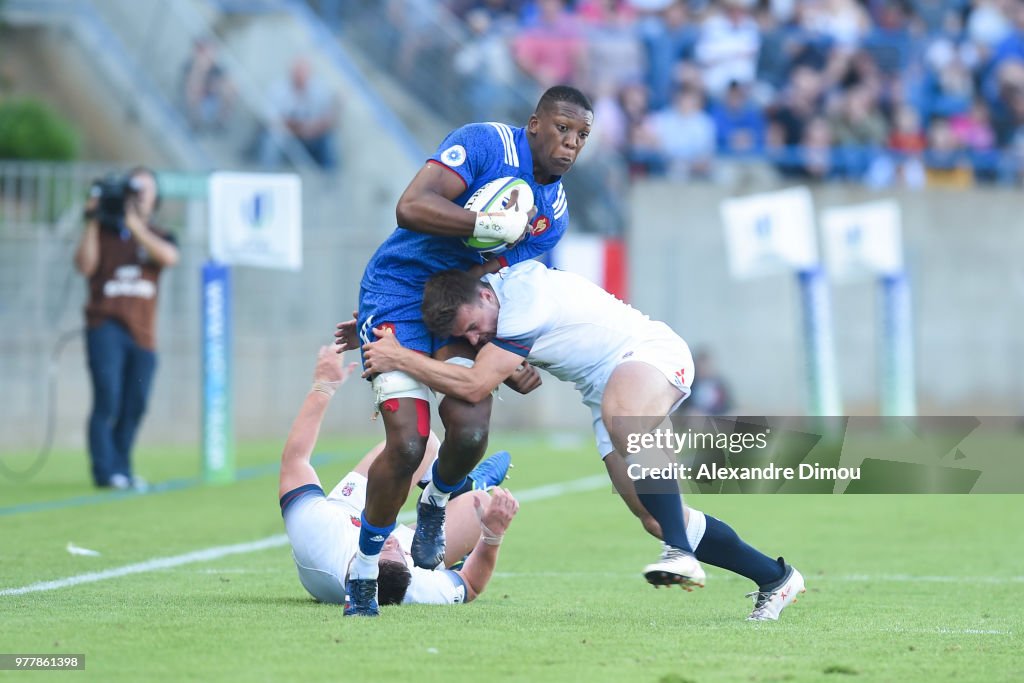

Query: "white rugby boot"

xmin=746 ymin=559 xmax=805 ymax=621
xmin=643 ymin=544 xmax=706 ymax=591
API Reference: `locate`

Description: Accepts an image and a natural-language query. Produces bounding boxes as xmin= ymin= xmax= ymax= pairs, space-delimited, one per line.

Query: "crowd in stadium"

xmin=440 ymin=0 xmax=1024 ymax=187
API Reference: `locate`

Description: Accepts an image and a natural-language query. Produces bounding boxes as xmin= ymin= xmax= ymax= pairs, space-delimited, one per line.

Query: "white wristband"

xmin=479 ymin=520 xmax=503 ymax=546
xmin=473 ymin=210 xmax=528 ymax=244
xmin=474 ymin=500 xmax=505 ymax=546
xmin=311 ymin=380 xmax=338 ymax=397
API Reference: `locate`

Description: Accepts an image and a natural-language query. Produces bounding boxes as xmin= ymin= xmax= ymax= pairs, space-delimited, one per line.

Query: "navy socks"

xmin=636 ymin=477 xmax=692 ymax=552
xmin=695 ymin=515 xmax=785 ymax=588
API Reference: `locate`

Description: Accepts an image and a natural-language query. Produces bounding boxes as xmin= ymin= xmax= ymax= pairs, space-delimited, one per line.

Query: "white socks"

xmin=421 ymin=480 xmax=451 ymax=508
xmin=349 ymin=551 xmax=380 ymax=580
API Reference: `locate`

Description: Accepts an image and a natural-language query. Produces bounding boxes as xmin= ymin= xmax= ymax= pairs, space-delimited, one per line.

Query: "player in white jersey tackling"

xmin=279 ymin=347 xmax=518 ymax=609
xmin=340 ymin=261 xmax=805 ymax=621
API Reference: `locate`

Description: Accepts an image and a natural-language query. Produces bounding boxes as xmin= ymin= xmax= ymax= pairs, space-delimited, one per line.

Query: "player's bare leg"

xmin=412 ymin=392 xmax=493 ymax=569
xmin=411 ymin=341 xmax=493 ymax=570
xmin=437 ymin=395 xmax=493 ymax=484
xmin=602 ymin=361 xmax=705 ymax=589
xmin=346 ymin=399 xmax=430 ymax=616
xmin=351 ymin=431 xmax=441 ymax=495
xmin=363 ymin=402 xmax=431 ymax=526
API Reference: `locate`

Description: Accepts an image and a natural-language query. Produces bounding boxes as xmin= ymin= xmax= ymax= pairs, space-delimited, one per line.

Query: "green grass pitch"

xmin=1 ymin=432 xmax=1021 ymax=682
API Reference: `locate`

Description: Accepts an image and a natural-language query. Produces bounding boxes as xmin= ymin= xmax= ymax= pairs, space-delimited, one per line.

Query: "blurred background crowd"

xmin=2 ymin=0 xmax=1020 ymax=451
xmin=329 ymin=0 xmax=1024 ymax=188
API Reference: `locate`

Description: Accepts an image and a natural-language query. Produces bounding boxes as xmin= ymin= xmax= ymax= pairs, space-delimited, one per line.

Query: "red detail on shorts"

xmin=675 ymin=368 xmax=686 ymax=382
xmin=381 ymin=398 xmax=400 ymax=413
xmin=350 ymin=516 xmax=361 ymax=528
xmin=415 ymin=399 xmax=431 ymax=438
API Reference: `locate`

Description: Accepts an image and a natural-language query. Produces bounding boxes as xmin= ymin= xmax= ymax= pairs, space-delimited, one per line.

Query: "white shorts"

xmin=280 ymin=472 xmax=368 ymax=604
xmin=590 ymin=336 xmax=694 ymax=458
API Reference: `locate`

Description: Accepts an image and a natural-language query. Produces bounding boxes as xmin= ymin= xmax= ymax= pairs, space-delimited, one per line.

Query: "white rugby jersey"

xmin=391 ymin=525 xmax=467 ymax=605
xmin=483 ymin=260 xmax=683 ymax=408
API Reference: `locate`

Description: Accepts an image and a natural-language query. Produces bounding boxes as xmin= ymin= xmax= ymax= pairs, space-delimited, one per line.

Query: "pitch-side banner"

xmin=720 ymin=186 xmax=819 ymax=280
xmin=821 ymin=200 xmax=903 ymax=282
xmin=208 ymin=172 xmax=302 ymax=270
xmin=549 ymin=233 xmax=628 ymax=301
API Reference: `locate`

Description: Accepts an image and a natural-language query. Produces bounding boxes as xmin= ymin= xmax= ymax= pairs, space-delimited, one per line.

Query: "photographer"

xmin=73 ymin=167 xmax=179 ymax=490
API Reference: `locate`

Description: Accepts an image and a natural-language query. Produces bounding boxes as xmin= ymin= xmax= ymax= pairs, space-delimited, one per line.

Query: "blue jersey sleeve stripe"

xmin=442 ymin=569 xmax=466 ymax=594
xmin=279 ymin=483 xmax=325 ymax=515
xmin=498 ymin=123 xmax=517 ymax=166
xmin=552 ymin=185 xmax=567 ymax=217
xmin=507 ymin=126 xmax=519 ymax=166
xmin=492 ymin=337 xmax=531 ymax=357
xmin=444 ymin=569 xmax=468 ymax=602
xmin=553 ymin=186 xmax=566 ymax=212
xmin=486 ymin=123 xmax=508 ymax=164
xmin=487 ymin=122 xmax=518 ymax=167
xmin=426 ymin=159 xmax=468 ymax=189
xmin=497 ymin=123 xmax=511 ymax=164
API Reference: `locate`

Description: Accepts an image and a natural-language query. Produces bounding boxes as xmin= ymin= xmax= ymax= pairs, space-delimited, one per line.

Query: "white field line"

xmin=0 ymin=535 xmax=288 ymax=597
xmin=492 ymin=571 xmax=1024 ymax=584
xmin=883 ymin=627 xmax=1015 ymax=636
xmin=833 ymin=573 xmax=1024 ymax=584
xmin=0 ymin=475 xmax=609 ymax=598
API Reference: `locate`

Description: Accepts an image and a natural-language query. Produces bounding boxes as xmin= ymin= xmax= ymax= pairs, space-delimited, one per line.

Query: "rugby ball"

xmin=462 ymin=176 xmax=534 ymax=253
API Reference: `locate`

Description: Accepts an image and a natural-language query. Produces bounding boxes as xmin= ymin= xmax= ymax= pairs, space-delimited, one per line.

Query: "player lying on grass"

xmin=278 ymin=347 xmax=518 ymax=613
xmin=338 ymin=261 xmax=804 ymax=621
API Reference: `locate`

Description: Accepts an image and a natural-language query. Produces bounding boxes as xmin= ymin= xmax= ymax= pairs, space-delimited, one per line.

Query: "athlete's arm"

xmin=467 ymin=258 xmax=506 ymax=278
xmin=362 ymin=328 xmax=522 ymax=404
xmin=455 ymin=488 xmax=519 ymax=602
xmin=395 ymin=162 xmax=477 ymax=237
xmin=74 ymin=197 xmax=100 ymax=277
xmin=278 ymin=347 xmax=358 ymax=498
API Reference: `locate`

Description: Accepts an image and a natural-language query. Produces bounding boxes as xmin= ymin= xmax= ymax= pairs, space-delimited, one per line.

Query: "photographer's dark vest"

xmin=85 ymin=226 xmax=174 ymax=351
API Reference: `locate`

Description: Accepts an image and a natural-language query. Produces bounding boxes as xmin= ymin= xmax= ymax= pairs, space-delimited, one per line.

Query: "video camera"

xmin=88 ymin=174 xmax=141 ymax=232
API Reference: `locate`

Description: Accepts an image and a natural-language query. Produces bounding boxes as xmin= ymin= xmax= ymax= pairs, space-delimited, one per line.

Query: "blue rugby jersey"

xmin=360 ymin=122 xmax=570 ymax=296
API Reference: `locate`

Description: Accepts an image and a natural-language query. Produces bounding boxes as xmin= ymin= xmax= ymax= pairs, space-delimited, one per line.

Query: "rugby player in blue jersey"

xmin=345 ymin=86 xmax=593 ymax=616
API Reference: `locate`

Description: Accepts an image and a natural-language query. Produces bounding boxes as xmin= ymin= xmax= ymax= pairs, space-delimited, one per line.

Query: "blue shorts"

xmin=357 ymin=286 xmax=437 ymax=362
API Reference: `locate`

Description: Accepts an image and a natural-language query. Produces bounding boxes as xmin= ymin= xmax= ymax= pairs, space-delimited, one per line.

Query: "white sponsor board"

xmin=720 ymin=186 xmax=819 ymax=280
xmin=208 ymin=172 xmax=302 ymax=270
xmin=821 ymin=200 xmax=903 ymax=282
